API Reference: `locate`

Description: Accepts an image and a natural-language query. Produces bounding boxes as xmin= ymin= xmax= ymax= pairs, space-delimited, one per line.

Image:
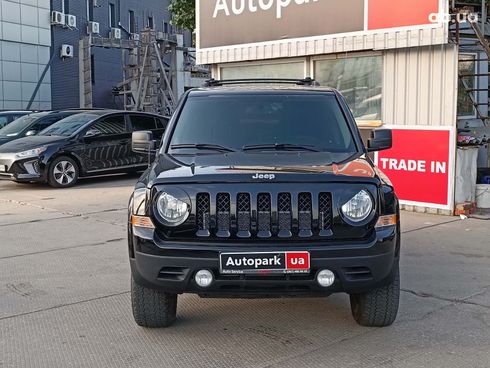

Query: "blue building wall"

xmin=50 ymin=0 xmax=188 ymax=109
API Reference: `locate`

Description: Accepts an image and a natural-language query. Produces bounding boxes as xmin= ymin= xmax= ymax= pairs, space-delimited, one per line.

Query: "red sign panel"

xmin=376 ymin=129 xmax=452 ymax=206
xmin=368 ymin=0 xmax=440 ymax=30
xmin=286 ymin=252 xmax=310 ymax=270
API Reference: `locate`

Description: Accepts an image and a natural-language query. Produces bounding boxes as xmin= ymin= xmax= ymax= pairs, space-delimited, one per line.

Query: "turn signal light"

xmin=375 ymin=214 xmax=397 ymax=228
xmin=131 ymin=215 xmax=155 ymax=229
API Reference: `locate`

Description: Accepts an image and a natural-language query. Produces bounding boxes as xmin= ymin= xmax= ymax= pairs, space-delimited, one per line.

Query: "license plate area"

xmin=219 ymin=251 xmax=310 ymax=275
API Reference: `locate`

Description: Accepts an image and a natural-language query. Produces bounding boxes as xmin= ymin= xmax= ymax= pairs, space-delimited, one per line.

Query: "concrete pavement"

xmin=0 ymin=175 xmax=489 ymax=368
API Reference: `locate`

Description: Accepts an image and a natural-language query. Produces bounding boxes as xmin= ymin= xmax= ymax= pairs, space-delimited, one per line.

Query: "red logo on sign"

xmin=286 ymin=252 xmax=310 ymax=270
xmin=376 ymin=129 xmax=451 ymax=206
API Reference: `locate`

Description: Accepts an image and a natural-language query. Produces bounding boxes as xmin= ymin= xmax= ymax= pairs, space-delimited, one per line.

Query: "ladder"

xmin=118 ymin=29 xmax=178 ymax=117
xmin=452 ymin=12 xmax=490 ymax=127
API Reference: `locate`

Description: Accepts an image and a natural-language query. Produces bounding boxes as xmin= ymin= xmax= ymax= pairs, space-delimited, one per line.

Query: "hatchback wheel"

xmin=48 ymin=156 xmax=79 ymax=188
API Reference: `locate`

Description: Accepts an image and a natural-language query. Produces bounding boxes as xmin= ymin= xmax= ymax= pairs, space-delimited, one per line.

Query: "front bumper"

xmin=0 ymin=155 xmax=44 ymax=182
xmin=130 ymin=226 xmax=399 ymax=297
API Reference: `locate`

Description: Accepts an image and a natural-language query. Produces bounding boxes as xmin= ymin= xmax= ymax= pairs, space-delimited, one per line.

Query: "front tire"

xmin=131 ymin=277 xmax=177 ymax=328
xmin=349 ymin=262 xmax=400 ymax=327
xmin=47 ymin=156 xmax=79 ymax=188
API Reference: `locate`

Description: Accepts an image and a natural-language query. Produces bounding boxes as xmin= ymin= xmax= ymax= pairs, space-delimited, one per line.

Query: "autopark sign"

xmin=197 ymin=0 xmax=442 ymax=48
xmin=375 ymin=126 xmax=456 ymax=210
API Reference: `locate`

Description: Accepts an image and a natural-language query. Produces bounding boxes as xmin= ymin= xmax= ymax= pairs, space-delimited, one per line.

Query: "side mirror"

xmin=367 ymin=129 xmax=392 ymax=152
xmin=25 ymin=130 xmax=37 ymax=137
xmin=132 ymin=131 xmax=155 ymax=154
xmin=85 ymin=128 xmax=101 ymax=138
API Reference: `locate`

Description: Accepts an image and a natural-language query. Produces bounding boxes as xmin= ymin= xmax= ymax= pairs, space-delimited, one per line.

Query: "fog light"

xmin=195 ymin=270 xmax=213 ymax=288
xmin=317 ymin=269 xmax=335 ymax=287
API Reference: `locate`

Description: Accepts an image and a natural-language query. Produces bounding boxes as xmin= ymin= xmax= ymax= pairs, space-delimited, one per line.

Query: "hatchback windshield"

xmin=39 ymin=113 xmax=99 ymax=137
xmin=0 ymin=113 xmax=49 ymax=137
xmin=169 ymin=93 xmax=357 ymax=155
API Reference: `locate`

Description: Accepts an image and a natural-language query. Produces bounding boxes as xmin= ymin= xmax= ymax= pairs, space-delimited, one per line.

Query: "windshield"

xmin=39 ymin=113 xmax=99 ymax=137
xmin=0 ymin=113 xmax=48 ymax=137
xmin=169 ymin=93 xmax=357 ymax=155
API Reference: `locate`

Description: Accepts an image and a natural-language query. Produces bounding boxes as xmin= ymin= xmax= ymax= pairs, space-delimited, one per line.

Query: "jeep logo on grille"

xmin=252 ymin=173 xmax=275 ymax=180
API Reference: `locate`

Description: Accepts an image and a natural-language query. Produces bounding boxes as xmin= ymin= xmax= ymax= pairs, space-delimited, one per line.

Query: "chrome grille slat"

xmin=216 ymin=193 xmax=231 ymax=237
xmin=257 ymin=193 xmax=272 ymax=238
xmin=237 ymin=193 xmax=251 ymax=238
xmin=298 ymin=193 xmax=313 ymax=237
xmin=278 ymin=193 xmax=292 ymax=238
xmin=196 ymin=193 xmax=210 ymax=237
xmin=319 ymin=193 xmax=333 ymax=237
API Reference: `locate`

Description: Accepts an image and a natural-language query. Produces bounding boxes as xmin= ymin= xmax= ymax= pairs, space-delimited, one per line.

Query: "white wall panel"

xmin=382 ymin=44 xmax=458 ymax=127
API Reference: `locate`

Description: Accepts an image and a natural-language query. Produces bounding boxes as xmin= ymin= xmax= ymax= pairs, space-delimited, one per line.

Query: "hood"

xmin=0 ymin=135 xmax=66 ymax=153
xmin=146 ymin=152 xmax=379 ymax=185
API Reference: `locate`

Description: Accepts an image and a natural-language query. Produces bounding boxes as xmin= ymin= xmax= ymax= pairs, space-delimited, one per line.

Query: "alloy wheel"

xmin=53 ymin=161 xmax=76 ymax=186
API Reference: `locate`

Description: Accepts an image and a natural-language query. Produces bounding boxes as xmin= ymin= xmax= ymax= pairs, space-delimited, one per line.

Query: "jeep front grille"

xmin=192 ymin=191 xmax=332 ymax=240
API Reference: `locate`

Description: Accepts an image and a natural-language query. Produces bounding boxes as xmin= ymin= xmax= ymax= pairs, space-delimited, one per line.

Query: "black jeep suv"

xmin=128 ymin=79 xmax=400 ymax=328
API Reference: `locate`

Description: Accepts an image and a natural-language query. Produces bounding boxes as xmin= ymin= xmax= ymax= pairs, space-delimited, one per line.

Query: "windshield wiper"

xmin=170 ymin=143 xmax=236 ymax=152
xmin=242 ymin=143 xmax=321 ymax=152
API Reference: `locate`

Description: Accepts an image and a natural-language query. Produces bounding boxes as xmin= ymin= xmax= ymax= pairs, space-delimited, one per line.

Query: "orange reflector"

xmin=376 ymin=214 xmax=397 ymax=228
xmin=131 ymin=215 xmax=155 ymax=229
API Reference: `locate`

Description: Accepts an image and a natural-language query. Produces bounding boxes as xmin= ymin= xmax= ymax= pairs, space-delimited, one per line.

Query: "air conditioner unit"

xmin=156 ymin=32 xmax=165 ymax=41
xmin=110 ymin=28 xmax=122 ymax=39
xmin=51 ymin=11 xmax=65 ymax=26
xmin=87 ymin=21 xmax=100 ymax=34
xmin=131 ymin=33 xmax=140 ymax=41
xmin=65 ymin=14 xmax=77 ymax=28
xmin=93 ymin=0 xmax=101 ymax=7
xmin=60 ymin=44 xmax=74 ymax=58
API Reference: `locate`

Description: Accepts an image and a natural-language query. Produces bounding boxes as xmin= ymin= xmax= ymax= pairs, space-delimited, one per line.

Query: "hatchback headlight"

xmin=156 ymin=192 xmax=190 ymax=226
xmin=341 ymin=190 xmax=373 ymax=222
xmin=14 ymin=146 xmax=47 ymax=159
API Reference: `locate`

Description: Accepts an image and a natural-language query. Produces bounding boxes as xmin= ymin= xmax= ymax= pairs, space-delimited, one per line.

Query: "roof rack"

xmin=203 ymin=77 xmax=319 ymax=87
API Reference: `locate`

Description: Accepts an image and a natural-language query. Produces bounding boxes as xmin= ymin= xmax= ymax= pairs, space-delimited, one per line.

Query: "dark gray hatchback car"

xmin=0 ymin=111 xmax=167 ymax=187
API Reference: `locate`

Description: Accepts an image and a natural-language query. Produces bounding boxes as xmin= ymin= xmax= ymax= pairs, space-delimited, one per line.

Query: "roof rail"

xmin=203 ymin=77 xmax=319 ymax=87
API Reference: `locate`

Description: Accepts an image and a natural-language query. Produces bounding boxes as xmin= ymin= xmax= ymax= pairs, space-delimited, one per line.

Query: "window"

xmin=129 ymin=10 xmax=136 ymax=33
xmin=91 ymin=115 xmax=126 ymax=135
xmin=91 ymin=54 xmax=95 ymax=85
xmin=458 ymin=54 xmax=476 ymax=117
xmin=31 ymin=117 xmax=62 ymax=133
xmin=0 ymin=114 xmax=48 ymax=137
xmin=164 ymin=22 xmax=169 ymax=33
xmin=220 ymin=62 xmax=304 ymax=80
xmin=314 ymin=56 xmax=383 ymax=121
xmin=0 ymin=117 xmax=8 ymax=129
xmin=130 ymin=115 xmax=156 ymax=131
xmin=147 ymin=16 xmax=154 ymax=29
xmin=63 ymin=0 xmax=70 ymax=14
xmin=156 ymin=118 xmax=168 ymax=130
xmin=39 ymin=113 xmax=99 ymax=137
xmin=87 ymin=0 xmax=94 ymax=21
xmin=109 ymin=3 xmax=116 ymax=28
xmin=170 ymin=94 xmax=356 ymax=156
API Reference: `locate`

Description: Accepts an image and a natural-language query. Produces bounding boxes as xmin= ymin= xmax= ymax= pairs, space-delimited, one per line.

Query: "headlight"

xmin=156 ymin=192 xmax=190 ymax=226
xmin=341 ymin=190 xmax=373 ymax=222
xmin=14 ymin=146 xmax=47 ymax=159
